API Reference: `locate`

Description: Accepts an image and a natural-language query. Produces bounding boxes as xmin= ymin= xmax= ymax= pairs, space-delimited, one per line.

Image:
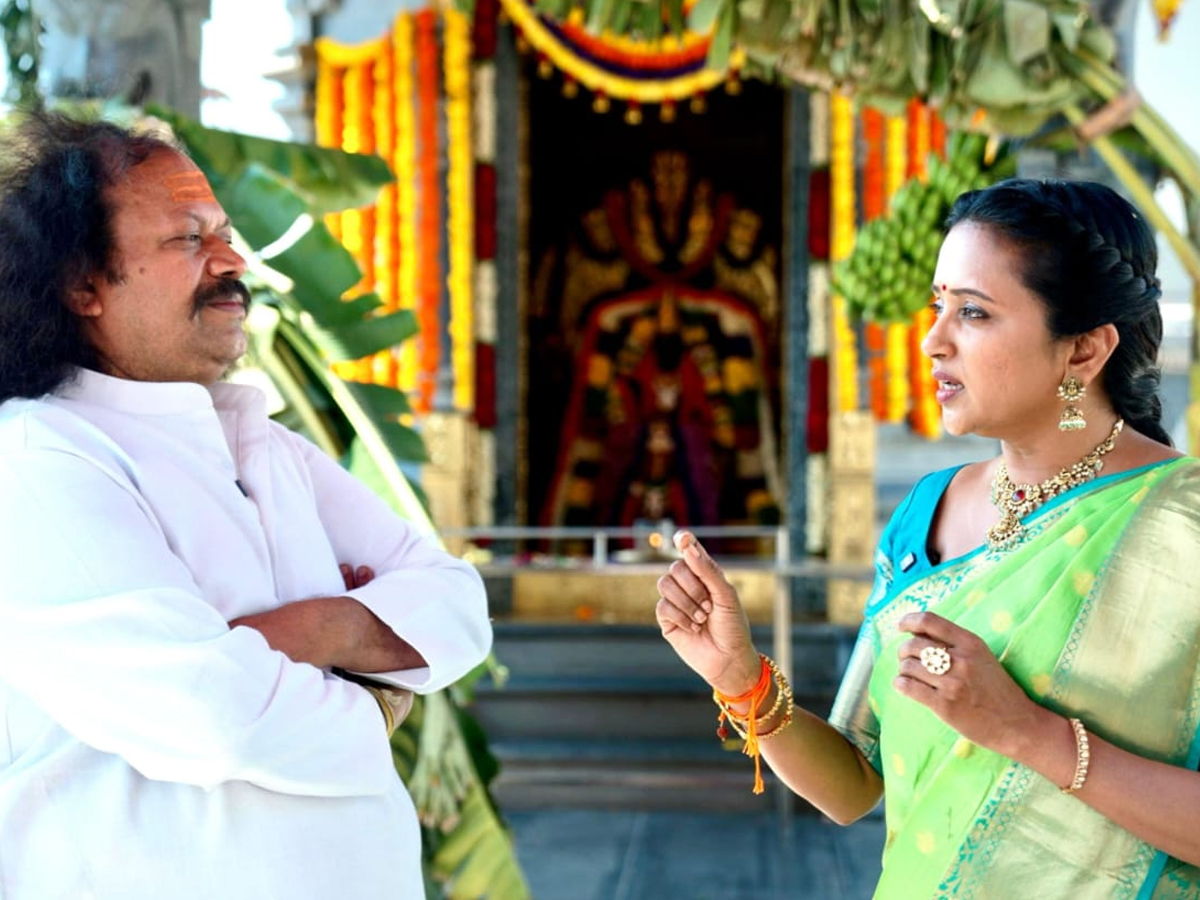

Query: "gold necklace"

xmin=986 ymin=419 xmax=1124 ymax=551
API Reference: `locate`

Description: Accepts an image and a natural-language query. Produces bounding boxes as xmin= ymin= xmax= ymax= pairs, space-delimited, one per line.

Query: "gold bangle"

xmin=1061 ymin=717 xmax=1091 ymax=794
xmin=759 ymin=708 xmax=794 ymax=740
xmin=364 ymin=685 xmax=396 ymax=735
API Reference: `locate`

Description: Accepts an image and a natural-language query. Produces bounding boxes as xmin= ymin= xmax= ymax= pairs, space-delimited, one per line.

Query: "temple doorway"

xmin=525 ymin=71 xmax=787 ymax=556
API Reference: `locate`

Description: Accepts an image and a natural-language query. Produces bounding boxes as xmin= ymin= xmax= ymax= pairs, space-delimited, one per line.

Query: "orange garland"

xmin=372 ymin=32 xmax=399 ymax=388
xmin=906 ymin=100 xmax=942 ymax=439
xmin=861 ymin=108 xmax=887 ymax=421
xmin=316 ymin=55 xmax=345 ymax=246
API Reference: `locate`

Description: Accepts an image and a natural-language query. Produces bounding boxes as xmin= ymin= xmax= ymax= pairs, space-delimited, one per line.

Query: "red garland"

xmin=473 ymin=0 xmax=497 ymax=59
xmin=474 ymin=342 xmax=497 ymax=428
xmin=807 ymin=167 xmax=830 ymax=260
xmin=557 ymin=19 xmax=710 ymax=72
xmin=474 ymin=164 xmax=497 ymax=260
xmin=806 ymin=357 xmax=829 ymax=454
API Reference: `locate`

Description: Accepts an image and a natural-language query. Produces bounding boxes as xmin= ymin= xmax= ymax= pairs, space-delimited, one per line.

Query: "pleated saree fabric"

xmin=831 ymin=457 xmax=1200 ymax=899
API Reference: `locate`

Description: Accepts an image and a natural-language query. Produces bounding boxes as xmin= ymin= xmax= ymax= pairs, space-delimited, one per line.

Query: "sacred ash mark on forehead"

xmin=162 ymin=170 xmax=217 ymax=204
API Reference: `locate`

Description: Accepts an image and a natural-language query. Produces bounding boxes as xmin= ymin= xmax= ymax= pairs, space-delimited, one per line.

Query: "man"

xmin=0 ymin=112 xmax=492 ymax=898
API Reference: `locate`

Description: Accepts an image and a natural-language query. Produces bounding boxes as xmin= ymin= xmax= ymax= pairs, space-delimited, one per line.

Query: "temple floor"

xmin=508 ymin=806 xmax=885 ymax=900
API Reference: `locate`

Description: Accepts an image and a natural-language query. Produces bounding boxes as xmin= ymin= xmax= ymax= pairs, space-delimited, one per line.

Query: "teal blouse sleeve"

xmin=828 ymin=464 xmax=964 ymax=772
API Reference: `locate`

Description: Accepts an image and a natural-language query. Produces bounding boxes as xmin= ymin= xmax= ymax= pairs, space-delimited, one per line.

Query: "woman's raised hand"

xmin=655 ymin=530 xmax=762 ymax=696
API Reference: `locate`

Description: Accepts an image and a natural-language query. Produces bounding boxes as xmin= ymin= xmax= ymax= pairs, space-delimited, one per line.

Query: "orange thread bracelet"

xmin=713 ymin=654 xmax=772 ymax=794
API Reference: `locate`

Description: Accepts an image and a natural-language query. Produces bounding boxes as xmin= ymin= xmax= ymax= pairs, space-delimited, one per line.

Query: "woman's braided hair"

xmin=945 ymin=178 xmax=1170 ymax=446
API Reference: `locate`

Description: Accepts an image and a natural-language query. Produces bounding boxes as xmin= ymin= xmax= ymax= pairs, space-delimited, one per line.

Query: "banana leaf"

xmin=146 ymin=103 xmax=392 ymax=217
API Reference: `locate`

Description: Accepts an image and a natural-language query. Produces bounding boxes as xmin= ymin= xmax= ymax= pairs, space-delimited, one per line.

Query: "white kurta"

xmin=0 ymin=369 xmax=492 ymax=899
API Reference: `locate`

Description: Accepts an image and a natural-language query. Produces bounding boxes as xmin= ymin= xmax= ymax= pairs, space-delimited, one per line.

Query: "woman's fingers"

xmin=897 ymin=611 xmax=968 ymax=646
xmin=657 ymin=562 xmax=712 ymax=631
xmin=673 ymin=531 xmax=737 ymax=607
xmin=655 ymin=594 xmax=701 ymax=635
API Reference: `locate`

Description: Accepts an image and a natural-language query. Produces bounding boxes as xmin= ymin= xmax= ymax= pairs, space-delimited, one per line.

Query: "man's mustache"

xmin=193 ymin=278 xmax=251 ymax=315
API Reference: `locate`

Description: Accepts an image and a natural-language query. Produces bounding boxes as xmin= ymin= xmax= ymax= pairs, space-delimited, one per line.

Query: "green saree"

xmin=830 ymin=457 xmax=1200 ymax=899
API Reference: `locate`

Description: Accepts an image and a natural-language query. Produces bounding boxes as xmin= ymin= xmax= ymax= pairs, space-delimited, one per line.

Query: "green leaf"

xmin=268 ymin=225 xmax=371 ymax=316
xmin=304 ymin=308 xmax=419 ymax=361
xmin=707 ymin=0 xmax=736 ymax=71
xmin=217 ymin=163 xmax=309 ymax=250
xmin=149 ymin=103 xmax=394 ymax=217
xmin=1052 ymin=11 xmax=1081 ymax=52
xmin=687 ymin=0 xmax=724 ymax=33
xmin=380 ymin=419 xmax=431 ymax=463
xmin=907 ymin=13 xmax=932 ymax=94
xmin=342 ymin=379 xmax=414 ymax=420
xmin=1003 ymin=0 xmax=1050 ymax=66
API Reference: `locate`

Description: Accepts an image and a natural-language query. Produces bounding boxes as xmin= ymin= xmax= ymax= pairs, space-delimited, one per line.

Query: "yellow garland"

xmin=829 ymin=91 xmax=857 ymax=413
xmin=315 ymin=54 xmax=344 ymax=243
xmin=344 ymin=60 xmax=376 ymax=383
xmin=393 ymin=14 xmax=419 ymax=395
xmin=497 ymin=0 xmax=743 ymax=103
xmin=561 ymin=6 xmax=709 ymax=56
xmin=316 ymin=36 xmax=389 ymax=69
xmin=444 ymin=7 xmax=474 ymax=412
xmin=884 ymin=113 xmax=909 ymax=424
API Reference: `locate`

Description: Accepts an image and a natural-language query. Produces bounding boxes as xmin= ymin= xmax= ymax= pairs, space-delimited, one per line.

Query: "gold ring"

xmin=919 ymin=645 xmax=952 ymax=676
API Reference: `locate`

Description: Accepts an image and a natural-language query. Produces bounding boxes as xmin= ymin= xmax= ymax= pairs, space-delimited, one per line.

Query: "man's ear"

xmin=1069 ymin=323 xmax=1119 ymax=386
xmin=66 ymin=274 xmax=103 ymax=317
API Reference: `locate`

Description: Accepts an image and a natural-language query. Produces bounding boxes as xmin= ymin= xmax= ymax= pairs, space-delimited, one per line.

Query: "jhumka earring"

xmin=1057 ymin=375 xmax=1087 ymax=431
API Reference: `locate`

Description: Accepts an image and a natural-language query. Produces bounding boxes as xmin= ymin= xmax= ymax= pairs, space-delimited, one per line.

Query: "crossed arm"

xmin=229 ymin=565 xmax=427 ymax=673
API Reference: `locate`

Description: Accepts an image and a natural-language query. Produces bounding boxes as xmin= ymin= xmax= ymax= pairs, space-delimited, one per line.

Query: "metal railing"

xmin=439 ymin=524 xmax=875 ymax=700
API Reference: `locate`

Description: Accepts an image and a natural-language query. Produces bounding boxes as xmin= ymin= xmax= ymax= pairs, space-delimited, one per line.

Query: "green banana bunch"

xmin=833 ymin=131 xmax=1016 ymax=324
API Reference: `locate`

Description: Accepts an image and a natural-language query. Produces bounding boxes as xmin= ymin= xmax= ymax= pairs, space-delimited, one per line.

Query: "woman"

xmin=657 ymin=179 xmax=1200 ymax=898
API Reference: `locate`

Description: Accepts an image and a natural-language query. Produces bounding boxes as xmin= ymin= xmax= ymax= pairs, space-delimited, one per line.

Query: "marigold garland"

xmin=884 ymin=113 xmax=910 ymax=424
xmin=372 ymin=31 xmax=399 ymax=388
xmin=315 ymin=53 xmax=344 ymax=245
xmin=344 ymin=60 xmax=377 ymax=383
xmin=393 ymin=14 xmax=420 ymax=395
xmin=415 ymin=9 xmax=442 ymax=414
xmin=906 ymin=100 xmax=942 ymax=439
xmin=316 ymin=11 xmax=485 ymax=416
xmin=829 ymin=91 xmax=858 ymax=413
xmin=497 ymin=0 xmax=743 ymax=105
xmin=861 ymin=107 xmax=887 ymax=421
xmin=444 ymin=7 xmax=475 ymax=412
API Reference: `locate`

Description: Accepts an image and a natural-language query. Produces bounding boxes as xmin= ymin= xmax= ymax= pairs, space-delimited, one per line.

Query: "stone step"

xmin=473 ymin=621 xmax=858 ymax=810
xmin=487 ymin=738 xmax=795 ymax=812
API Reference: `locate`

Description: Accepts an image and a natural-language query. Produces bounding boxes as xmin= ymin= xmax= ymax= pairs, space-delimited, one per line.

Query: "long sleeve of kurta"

xmin=0 ymin=436 xmax=398 ymax=796
xmin=287 ymin=428 xmax=491 ymax=692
